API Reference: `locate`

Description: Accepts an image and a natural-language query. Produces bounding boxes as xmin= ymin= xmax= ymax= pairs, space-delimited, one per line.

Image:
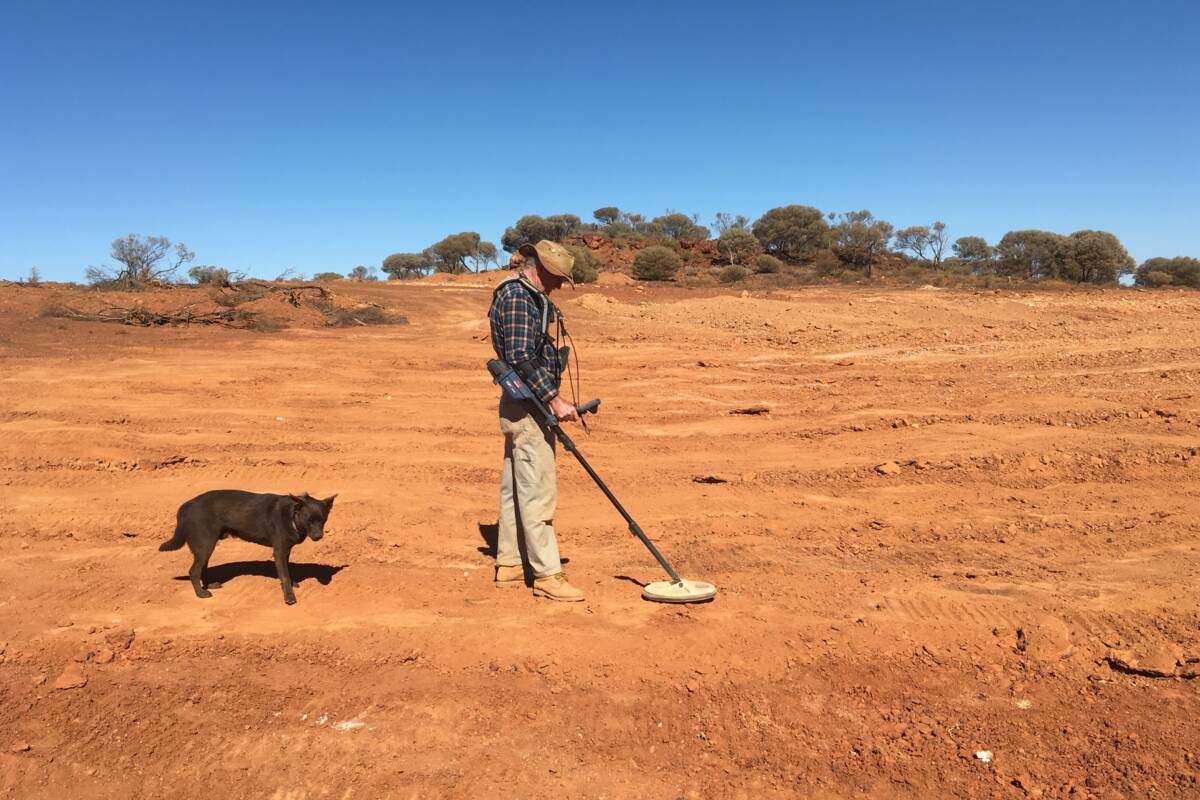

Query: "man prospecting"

xmin=488 ymin=240 xmax=585 ymax=601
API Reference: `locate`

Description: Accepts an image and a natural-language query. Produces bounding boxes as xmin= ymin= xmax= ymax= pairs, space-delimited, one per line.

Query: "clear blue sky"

xmin=1 ymin=0 xmax=1197 ymax=281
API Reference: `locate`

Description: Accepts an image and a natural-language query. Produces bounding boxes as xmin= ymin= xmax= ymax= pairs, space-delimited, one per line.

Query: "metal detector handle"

xmin=577 ymin=399 xmax=600 ymax=416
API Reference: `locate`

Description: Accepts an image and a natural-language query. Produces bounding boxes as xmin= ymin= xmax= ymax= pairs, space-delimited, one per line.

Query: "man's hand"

xmin=549 ymin=394 xmax=580 ymax=422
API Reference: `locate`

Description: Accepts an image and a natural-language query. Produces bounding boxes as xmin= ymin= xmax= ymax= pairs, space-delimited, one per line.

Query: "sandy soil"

xmin=1 ymin=279 xmax=1198 ymax=799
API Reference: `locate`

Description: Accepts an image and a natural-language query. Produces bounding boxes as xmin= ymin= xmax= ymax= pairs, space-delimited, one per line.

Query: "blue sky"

xmin=1 ymin=0 xmax=1197 ymax=281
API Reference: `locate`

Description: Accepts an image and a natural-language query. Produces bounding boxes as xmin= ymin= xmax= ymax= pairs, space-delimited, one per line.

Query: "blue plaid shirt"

xmin=489 ymin=278 xmax=561 ymax=402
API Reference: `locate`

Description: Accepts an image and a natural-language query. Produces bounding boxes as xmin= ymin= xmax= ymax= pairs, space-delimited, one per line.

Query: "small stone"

xmin=105 ymin=627 xmax=135 ymax=651
xmin=10 ymin=742 xmax=30 ymax=753
xmin=1107 ymin=643 xmax=1182 ymax=678
xmin=31 ymin=674 xmax=46 ymax=687
xmin=53 ymin=663 xmax=87 ymax=690
xmin=685 ymin=680 xmax=699 ymax=693
xmin=875 ymin=461 xmax=902 ymax=476
xmin=1019 ymin=616 xmax=1074 ymax=661
xmin=94 ymin=647 xmax=115 ymax=665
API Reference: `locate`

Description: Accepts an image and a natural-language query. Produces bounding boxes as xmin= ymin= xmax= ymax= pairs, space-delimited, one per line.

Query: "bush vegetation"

xmin=85 ymin=202 xmax=1189 ymax=294
xmin=569 ymin=246 xmax=602 ymax=283
xmin=632 ymin=246 xmax=681 ymax=281
xmin=188 ymin=265 xmax=236 ymax=287
xmin=755 ymin=254 xmax=784 ymax=274
xmin=1134 ymin=256 xmax=1200 ymax=287
xmin=87 ymin=234 xmax=195 ymax=289
xmin=719 ymin=265 xmax=748 ymax=283
xmin=718 ymin=227 xmax=758 ymax=266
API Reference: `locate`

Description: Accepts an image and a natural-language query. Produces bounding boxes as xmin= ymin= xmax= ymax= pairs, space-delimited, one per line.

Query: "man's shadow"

xmin=173 ymin=561 xmax=346 ymax=587
xmin=476 ymin=523 xmax=568 ymax=564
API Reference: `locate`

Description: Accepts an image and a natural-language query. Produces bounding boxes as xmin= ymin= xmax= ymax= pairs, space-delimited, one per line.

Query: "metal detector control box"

xmin=487 ymin=359 xmax=535 ymax=401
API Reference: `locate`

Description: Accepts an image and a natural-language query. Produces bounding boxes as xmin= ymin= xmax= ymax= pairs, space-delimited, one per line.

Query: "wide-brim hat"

xmin=519 ymin=240 xmax=575 ymax=285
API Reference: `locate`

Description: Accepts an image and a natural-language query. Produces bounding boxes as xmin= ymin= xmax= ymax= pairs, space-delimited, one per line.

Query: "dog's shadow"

xmin=173 ymin=561 xmax=346 ymax=587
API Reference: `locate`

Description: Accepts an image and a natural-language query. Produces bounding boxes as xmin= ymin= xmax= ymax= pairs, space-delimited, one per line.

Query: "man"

xmin=488 ymin=240 xmax=584 ymax=601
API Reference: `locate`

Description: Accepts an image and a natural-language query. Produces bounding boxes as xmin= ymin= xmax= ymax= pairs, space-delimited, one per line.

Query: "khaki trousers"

xmin=497 ymin=395 xmax=562 ymax=578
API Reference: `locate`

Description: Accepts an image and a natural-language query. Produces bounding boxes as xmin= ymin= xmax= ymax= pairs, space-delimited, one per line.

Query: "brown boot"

xmin=495 ymin=564 xmax=525 ymax=587
xmin=533 ymin=572 xmax=585 ymax=602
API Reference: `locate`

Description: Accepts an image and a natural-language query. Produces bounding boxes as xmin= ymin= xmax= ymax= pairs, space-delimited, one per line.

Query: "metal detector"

xmin=488 ymin=358 xmax=717 ymax=604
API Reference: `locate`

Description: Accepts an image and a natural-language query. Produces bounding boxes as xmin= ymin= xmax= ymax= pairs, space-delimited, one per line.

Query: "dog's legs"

xmin=187 ymin=537 xmax=217 ymax=599
xmin=274 ymin=542 xmax=297 ymax=605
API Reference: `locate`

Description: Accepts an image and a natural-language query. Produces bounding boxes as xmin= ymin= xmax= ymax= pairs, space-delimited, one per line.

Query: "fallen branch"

xmin=230 ymin=281 xmax=332 ymax=306
xmin=44 ymin=303 xmax=256 ymax=328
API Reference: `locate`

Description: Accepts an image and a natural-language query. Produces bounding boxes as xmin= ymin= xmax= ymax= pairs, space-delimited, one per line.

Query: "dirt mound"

xmin=596 ymin=271 xmax=635 ymax=286
xmin=419 ymin=270 xmax=509 ymax=286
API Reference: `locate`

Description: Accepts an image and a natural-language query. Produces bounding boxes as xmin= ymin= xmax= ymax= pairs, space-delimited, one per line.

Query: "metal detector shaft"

xmin=549 ymin=421 xmax=684 ymax=584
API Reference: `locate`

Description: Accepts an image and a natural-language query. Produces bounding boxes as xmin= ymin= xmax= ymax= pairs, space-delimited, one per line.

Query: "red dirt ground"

xmin=1 ymin=279 xmax=1198 ymax=799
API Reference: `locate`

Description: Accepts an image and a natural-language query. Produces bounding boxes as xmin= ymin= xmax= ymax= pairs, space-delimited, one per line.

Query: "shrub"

xmin=313 ymin=272 xmax=343 ymax=281
xmin=647 ymin=236 xmax=683 ymax=255
xmin=188 ymin=265 xmax=234 ymax=287
xmin=1135 ymin=256 xmax=1200 ymax=288
xmin=811 ymin=249 xmax=842 ymax=276
xmin=602 ymin=221 xmax=637 ymax=240
xmin=755 ymin=254 xmax=784 ymax=274
xmin=569 ymin=246 xmax=601 ymax=283
xmin=719 ymin=265 xmax=748 ymax=284
xmin=718 ymin=227 xmax=758 ymax=265
xmin=632 ymin=246 xmax=681 ymax=281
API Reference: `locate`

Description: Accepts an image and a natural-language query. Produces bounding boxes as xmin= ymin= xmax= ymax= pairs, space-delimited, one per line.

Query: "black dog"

xmin=159 ymin=490 xmax=336 ymax=605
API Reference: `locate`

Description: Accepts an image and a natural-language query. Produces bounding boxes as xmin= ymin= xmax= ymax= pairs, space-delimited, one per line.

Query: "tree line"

xmin=380 ymin=205 xmax=1196 ymax=287
xmin=68 ymin=209 xmax=1198 ymax=289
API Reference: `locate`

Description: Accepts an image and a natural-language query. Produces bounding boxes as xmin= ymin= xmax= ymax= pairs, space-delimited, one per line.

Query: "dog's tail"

xmin=158 ymin=524 xmax=186 ymax=552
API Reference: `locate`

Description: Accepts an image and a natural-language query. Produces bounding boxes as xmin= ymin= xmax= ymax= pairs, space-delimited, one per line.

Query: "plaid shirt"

xmin=490 ymin=278 xmax=561 ymax=402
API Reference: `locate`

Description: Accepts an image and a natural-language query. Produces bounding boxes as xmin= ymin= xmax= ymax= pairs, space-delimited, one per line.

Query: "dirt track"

xmin=1 ymin=279 xmax=1199 ymax=799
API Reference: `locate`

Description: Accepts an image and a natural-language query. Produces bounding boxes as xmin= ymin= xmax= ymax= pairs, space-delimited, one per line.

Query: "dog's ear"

xmin=322 ymin=494 xmax=337 ymax=509
xmin=288 ymin=494 xmax=304 ymax=507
